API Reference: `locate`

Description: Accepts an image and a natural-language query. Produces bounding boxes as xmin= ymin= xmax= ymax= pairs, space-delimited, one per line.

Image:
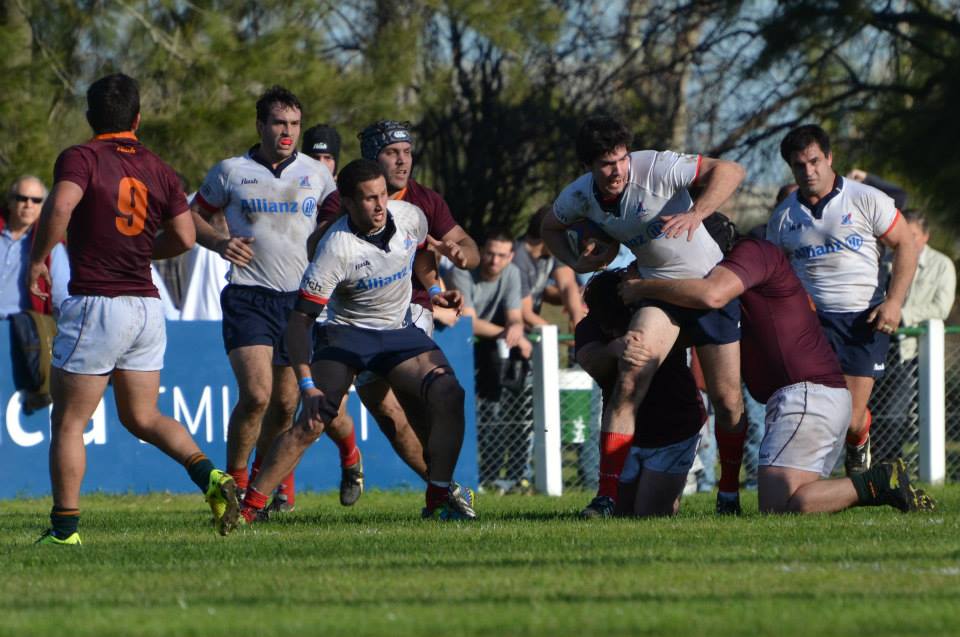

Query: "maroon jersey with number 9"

xmin=53 ymin=132 xmax=189 ymax=298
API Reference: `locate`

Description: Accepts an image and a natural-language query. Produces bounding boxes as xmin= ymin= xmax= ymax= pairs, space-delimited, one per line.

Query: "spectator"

xmin=1 ymin=176 xmax=69 ymax=318
xmin=874 ymin=209 xmax=957 ymax=461
xmin=446 ymin=230 xmax=532 ymax=491
xmin=514 ymin=205 xmax=585 ymax=332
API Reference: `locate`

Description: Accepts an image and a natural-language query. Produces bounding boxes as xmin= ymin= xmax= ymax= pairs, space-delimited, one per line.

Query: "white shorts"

xmin=355 ymin=304 xmax=434 ymax=387
xmin=619 ymin=433 xmax=701 ymax=482
xmin=53 ymin=295 xmax=166 ymax=374
xmin=759 ymin=382 xmax=851 ymax=476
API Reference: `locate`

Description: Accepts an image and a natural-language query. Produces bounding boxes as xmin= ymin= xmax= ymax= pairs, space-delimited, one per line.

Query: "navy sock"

xmin=50 ymin=506 xmax=79 ymax=538
xmin=184 ymin=452 xmax=217 ymax=492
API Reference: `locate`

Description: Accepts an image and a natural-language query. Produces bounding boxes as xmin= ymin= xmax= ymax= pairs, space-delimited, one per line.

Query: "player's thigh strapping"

xmin=759 ymin=381 xmax=851 ymax=476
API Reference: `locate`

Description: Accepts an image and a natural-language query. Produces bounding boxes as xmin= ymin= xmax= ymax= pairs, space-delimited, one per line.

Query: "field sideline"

xmin=3 ymin=487 xmax=959 ymax=637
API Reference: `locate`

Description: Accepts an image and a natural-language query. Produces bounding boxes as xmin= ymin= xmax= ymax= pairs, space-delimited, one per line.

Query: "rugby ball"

xmin=565 ymin=219 xmax=615 ymax=256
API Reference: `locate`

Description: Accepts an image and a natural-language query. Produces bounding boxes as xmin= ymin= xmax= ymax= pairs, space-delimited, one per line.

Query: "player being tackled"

xmin=233 ymin=159 xmax=476 ymax=527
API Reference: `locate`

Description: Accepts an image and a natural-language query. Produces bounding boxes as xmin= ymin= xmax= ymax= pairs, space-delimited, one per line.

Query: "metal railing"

xmin=479 ymin=321 xmax=955 ymax=494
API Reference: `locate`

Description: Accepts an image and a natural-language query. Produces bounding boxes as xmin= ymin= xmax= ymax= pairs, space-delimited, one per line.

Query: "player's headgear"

xmin=702 ymin=212 xmax=739 ymax=255
xmin=303 ymin=124 xmax=341 ymax=166
xmin=359 ymin=120 xmax=413 ymax=160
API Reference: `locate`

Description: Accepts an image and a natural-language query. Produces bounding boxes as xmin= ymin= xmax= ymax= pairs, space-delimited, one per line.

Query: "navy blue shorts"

xmin=220 ymin=284 xmax=297 ymax=365
xmin=639 ymin=298 xmax=741 ymax=346
xmin=818 ymin=308 xmax=890 ymax=378
xmin=315 ymin=323 xmax=440 ymax=375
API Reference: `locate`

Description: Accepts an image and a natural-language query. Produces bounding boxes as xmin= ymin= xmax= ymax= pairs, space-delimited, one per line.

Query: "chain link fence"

xmin=475 ymin=324 xmax=959 ymax=494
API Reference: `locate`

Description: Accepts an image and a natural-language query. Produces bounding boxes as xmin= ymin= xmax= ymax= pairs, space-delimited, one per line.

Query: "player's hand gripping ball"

xmin=565 ymin=219 xmax=617 ymax=261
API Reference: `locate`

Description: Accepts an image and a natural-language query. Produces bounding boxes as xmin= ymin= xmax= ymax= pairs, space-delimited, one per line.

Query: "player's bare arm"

xmin=503 ymin=308 xmax=532 ymax=358
xmin=661 ymin=157 xmax=746 ymax=241
xmin=27 ymin=180 xmax=84 ymax=298
xmin=284 ymin=307 xmax=326 ymax=432
xmin=413 ymin=248 xmax=462 ymax=313
xmin=618 ymin=265 xmax=745 ymax=310
xmin=153 ymin=210 xmax=196 ymax=259
xmin=541 ymin=211 xmax=618 ymax=273
xmin=870 ymin=215 xmax=921 ymax=334
xmin=425 ymin=225 xmax=480 ymax=270
xmin=190 ymin=201 xmax=255 ymax=266
xmin=554 ymin=264 xmax=586 ymax=327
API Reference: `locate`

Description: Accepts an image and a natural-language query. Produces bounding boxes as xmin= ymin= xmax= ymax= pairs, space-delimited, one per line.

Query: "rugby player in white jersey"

xmin=234 ymin=159 xmax=475 ymax=524
xmin=541 ymin=116 xmax=747 ymax=517
xmin=190 ymin=86 xmax=357 ymax=514
xmin=767 ymin=125 xmax=920 ymax=475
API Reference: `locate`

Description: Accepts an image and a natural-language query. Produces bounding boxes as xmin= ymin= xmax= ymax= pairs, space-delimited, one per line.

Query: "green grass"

xmin=2 ymin=487 xmax=960 ymax=637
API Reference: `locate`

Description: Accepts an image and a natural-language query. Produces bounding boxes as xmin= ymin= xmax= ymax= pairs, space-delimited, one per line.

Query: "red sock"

xmin=846 ymin=408 xmax=871 ymax=446
xmin=249 ymin=454 xmax=263 ymax=484
xmin=228 ymin=467 xmax=249 ymax=491
xmin=330 ymin=428 xmax=360 ymax=467
xmin=240 ymin=486 xmax=269 ymax=522
xmin=425 ymin=483 xmax=448 ymax=510
xmin=597 ymin=432 xmax=633 ymax=500
xmin=716 ymin=416 xmax=747 ymax=493
xmin=278 ymin=471 xmax=295 ymax=506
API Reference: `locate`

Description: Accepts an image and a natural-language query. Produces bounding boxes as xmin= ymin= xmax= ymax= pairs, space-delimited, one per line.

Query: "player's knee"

xmin=236 ymin=388 xmax=270 ymax=415
xmin=420 ymin=366 xmax=462 ymax=406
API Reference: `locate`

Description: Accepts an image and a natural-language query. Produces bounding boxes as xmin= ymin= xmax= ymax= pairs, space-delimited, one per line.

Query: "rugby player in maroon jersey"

xmin=28 ymin=74 xmax=239 ymax=545
xmin=617 ymin=215 xmax=933 ymax=513
xmin=576 ymin=270 xmax=706 ymax=516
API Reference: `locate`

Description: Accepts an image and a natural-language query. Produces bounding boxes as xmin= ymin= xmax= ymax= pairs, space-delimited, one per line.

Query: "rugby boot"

xmin=35 ymin=529 xmax=81 ymax=546
xmin=844 ymin=435 xmax=871 ymax=475
xmin=579 ymin=495 xmax=616 ymax=519
xmin=262 ymin=492 xmax=295 ymax=519
xmin=876 ymin=458 xmax=933 ymax=513
xmin=422 ymin=485 xmax=477 ymax=521
xmin=205 ymin=469 xmax=241 ymax=536
xmin=340 ymin=451 xmax=364 ymax=506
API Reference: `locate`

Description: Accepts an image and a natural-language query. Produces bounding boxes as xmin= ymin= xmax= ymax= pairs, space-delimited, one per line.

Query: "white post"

xmin=533 ymin=325 xmax=563 ymax=495
xmin=919 ymin=319 xmax=946 ymax=484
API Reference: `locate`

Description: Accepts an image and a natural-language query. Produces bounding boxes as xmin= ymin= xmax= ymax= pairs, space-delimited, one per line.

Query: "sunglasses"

xmin=13 ymin=194 xmax=43 ymax=204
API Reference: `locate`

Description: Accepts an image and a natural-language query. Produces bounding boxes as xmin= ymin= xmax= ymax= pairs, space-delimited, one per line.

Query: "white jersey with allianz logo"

xmin=766 ymin=177 xmax=899 ymax=313
xmin=299 ymin=200 xmax=428 ymax=330
xmin=552 ymin=150 xmax=722 ymax=280
xmin=195 ymin=150 xmax=336 ymax=292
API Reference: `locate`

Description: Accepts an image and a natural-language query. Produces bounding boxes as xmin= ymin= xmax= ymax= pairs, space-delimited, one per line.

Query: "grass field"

xmin=3 ymin=487 xmax=960 ymax=637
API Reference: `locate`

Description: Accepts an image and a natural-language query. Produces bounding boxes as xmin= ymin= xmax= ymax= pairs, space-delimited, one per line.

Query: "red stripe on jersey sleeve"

xmin=298 ymin=290 xmax=329 ymax=305
xmin=878 ymin=209 xmax=901 ymax=240
xmin=194 ymin=192 xmax=219 ymax=213
xmin=691 ymin=155 xmax=704 ymax=185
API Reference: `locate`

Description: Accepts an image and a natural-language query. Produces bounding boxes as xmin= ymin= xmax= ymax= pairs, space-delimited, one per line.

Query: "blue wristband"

xmin=298 ymin=377 xmax=316 ymax=391
xmin=428 ymin=285 xmax=442 ymax=297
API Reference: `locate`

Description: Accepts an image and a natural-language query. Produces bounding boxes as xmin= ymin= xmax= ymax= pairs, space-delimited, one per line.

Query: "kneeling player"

xmin=576 ymin=271 xmax=706 ymax=517
xmin=236 ymin=159 xmax=475 ymax=525
xmin=618 ymin=216 xmax=934 ymax=513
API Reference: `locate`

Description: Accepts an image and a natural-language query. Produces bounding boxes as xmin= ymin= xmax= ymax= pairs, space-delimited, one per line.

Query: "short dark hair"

xmin=86 ymin=74 xmax=140 ymax=134
xmin=902 ymin=208 xmax=929 ymax=233
xmin=337 ymin=159 xmax=385 ymax=201
xmin=525 ymin=205 xmax=552 ymax=240
xmin=780 ymin=125 xmax=831 ymax=162
xmin=583 ymin=269 xmax=630 ymax=336
xmin=483 ymin=228 xmax=515 ymax=247
xmin=775 ymin=183 xmax=798 ymax=205
xmin=255 ymin=85 xmax=302 ymax=123
xmin=576 ymin=116 xmax=633 ymax=165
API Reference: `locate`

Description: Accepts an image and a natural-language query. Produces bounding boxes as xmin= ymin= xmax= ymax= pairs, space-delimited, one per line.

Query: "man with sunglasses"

xmin=1 ymin=177 xmax=69 ymax=318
